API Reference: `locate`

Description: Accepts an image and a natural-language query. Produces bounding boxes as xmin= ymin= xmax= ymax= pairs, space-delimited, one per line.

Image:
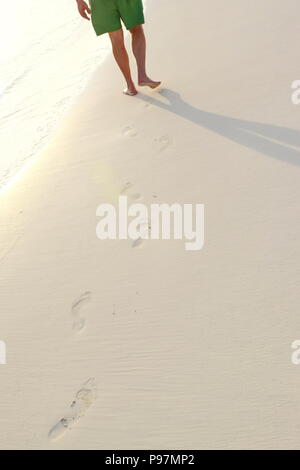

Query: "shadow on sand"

xmin=138 ymin=89 xmax=300 ymax=167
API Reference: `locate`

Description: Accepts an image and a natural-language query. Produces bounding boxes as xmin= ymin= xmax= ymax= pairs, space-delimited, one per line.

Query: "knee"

xmin=109 ymin=30 xmax=125 ymax=47
xmin=129 ymin=24 xmax=143 ymax=35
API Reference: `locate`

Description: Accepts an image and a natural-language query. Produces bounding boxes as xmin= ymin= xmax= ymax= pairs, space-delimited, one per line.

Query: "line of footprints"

xmin=49 ymin=180 xmax=149 ymax=442
xmin=48 ymin=292 xmax=95 ymax=442
xmin=49 ymin=109 xmax=171 ymax=441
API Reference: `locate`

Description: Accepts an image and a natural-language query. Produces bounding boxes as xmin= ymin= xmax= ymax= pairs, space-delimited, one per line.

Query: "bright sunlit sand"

xmin=0 ymin=0 xmax=300 ymax=450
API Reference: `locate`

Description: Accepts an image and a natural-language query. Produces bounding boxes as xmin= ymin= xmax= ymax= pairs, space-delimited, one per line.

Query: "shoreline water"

xmin=0 ymin=0 xmax=150 ymax=195
xmin=0 ymin=0 xmax=111 ymax=193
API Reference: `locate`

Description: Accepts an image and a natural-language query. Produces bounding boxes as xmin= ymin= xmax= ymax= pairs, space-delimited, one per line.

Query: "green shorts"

xmin=90 ymin=0 xmax=145 ymax=36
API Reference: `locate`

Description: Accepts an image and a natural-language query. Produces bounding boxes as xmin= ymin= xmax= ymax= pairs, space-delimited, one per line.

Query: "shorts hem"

xmin=125 ymin=20 xmax=145 ymax=31
xmin=93 ymin=24 xmax=123 ymax=36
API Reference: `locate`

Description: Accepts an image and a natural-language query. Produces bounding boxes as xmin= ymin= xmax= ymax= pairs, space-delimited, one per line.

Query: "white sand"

xmin=1 ymin=0 xmax=300 ymax=450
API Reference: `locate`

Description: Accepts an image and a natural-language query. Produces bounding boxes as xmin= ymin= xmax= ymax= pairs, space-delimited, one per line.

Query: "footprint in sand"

xmin=120 ymin=185 xmax=150 ymax=248
xmin=48 ymin=378 xmax=97 ymax=442
xmin=122 ymin=126 xmax=138 ymax=138
xmin=154 ymin=134 xmax=171 ymax=152
xmin=132 ymin=237 xmax=144 ymax=248
xmin=71 ymin=291 xmax=92 ymax=333
xmin=120 ymin=182 xmax=142 ymax=201
xmin=131 ymin=221 xmax=151 ymax=248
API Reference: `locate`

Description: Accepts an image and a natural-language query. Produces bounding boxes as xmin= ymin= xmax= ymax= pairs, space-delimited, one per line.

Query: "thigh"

xmin=117 ymin=0 xmax=145 ymax=31
xmin=90 ymin=0 xmax=122 ymax=36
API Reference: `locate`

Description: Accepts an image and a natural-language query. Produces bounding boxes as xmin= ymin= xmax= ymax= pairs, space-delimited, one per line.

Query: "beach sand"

xmin=1 ymin=0 xmax=300 ymax=449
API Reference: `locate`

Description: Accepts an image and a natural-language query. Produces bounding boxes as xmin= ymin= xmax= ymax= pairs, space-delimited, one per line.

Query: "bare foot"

xmin=123 ymin=87 xmax=138 ymax=96
xmin=138 ymin=78 xmax=161 ymax=89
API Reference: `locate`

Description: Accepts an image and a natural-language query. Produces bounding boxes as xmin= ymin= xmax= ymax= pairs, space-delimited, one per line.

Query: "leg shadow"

xmin=138 ymin=89 xmax=300 ymax=167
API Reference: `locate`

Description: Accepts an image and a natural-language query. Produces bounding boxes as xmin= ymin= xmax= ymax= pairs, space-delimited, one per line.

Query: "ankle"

xmin=127 ymin=82 xmax=136 ymax=91
xmin=138 ymin=75 xmax=148 ymax=83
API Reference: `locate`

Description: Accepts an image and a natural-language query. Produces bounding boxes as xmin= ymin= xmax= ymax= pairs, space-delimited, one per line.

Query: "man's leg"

xmin=130 ymin=25 xmax=161 ymax=89
xmin=109 ymin=29 xmax=138 ymax=96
